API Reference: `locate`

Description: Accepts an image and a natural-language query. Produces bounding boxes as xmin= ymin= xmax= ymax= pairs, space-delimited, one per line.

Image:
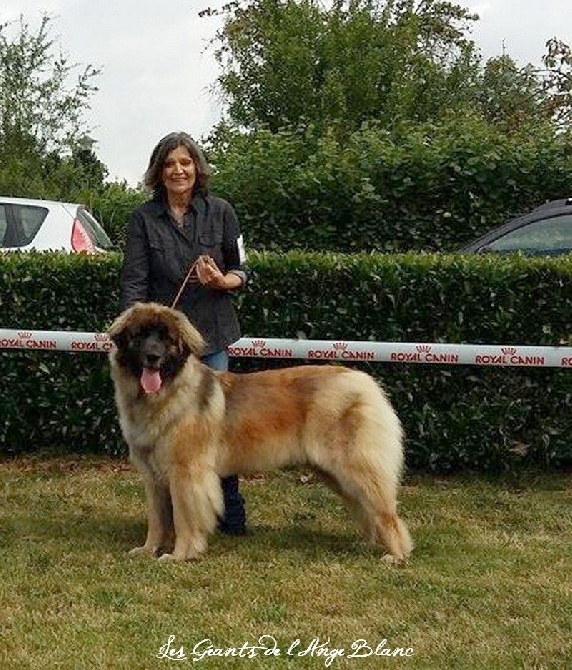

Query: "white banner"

xmin=0 ymin=328 xmax=571 ymax=368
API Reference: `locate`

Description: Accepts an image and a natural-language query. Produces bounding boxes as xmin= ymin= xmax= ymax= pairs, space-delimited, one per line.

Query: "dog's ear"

xmin=108 ymin=328 xmax=128 ymax=350
xmin=107 ymin=303 xmax=139 ymax=349
xmin=173 ymin=311 xmax=205 ymax=357
xmin=179 ymin=341 xmax=192 ymax=360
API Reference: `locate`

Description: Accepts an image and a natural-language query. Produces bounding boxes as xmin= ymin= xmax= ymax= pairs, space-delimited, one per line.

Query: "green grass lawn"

xmin=0 ymin=455 xmax=570 ymax=669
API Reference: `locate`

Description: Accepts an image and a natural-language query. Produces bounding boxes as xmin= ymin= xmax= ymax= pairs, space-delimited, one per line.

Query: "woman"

xmin=119 ymin=131 xmax=247 ymax=535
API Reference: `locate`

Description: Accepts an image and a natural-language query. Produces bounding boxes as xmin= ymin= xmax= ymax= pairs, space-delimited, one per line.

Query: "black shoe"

xmin=218 ymin=497 xmax=247 ymax=536
xmin=218 ymin=519 xmax=247 ymax=536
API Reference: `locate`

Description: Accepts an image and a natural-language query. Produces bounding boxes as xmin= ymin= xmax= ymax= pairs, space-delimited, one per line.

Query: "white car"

xmin=0 ymin=196 xmax=114 ymax=253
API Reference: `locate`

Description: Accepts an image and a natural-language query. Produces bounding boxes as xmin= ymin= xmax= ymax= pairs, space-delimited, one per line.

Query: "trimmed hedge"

xmin=1 ymin=251 xmax=570 ymax=471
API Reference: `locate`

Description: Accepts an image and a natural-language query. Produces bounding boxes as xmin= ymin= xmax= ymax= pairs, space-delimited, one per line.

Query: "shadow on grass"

xmin=1 ymin=501 xmax=386 ymax=564
xmin=213 ymin=522 xmax=386 ymax=564
xmin=1 ymin=509 xmax=144 ymax=555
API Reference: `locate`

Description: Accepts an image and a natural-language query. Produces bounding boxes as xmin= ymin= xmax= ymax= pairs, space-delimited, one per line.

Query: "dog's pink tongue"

xmin=140 ymin=368 xmax=162 ymax=394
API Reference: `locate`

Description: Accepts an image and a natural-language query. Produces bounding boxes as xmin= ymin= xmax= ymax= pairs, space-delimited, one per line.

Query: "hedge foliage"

xmin=208 ymin=118 xmax=572 ymax=252
xmin=1 ymin=251 xmax=571 ymax=472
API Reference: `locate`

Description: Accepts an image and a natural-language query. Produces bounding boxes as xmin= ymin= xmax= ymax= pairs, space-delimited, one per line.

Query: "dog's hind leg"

xmin=159 ymin=466 xmax=223 ymax=562
xmin=348 ymin=470 xmax=412 ymax=564
xmin=314 ymin=466 xmax=377 ymax=540
xmin=317 ymin=463 xmax=412 ymax=564
xmin=313 ymin=466 xmax=372 ymax=536
xmin=310 ymin=387 xmax=412 ymax=562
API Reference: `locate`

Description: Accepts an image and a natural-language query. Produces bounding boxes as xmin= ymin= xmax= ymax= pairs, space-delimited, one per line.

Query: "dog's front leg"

xmin=158 ymin=466 xmax=223 ymax=562
xmin=129 ymin=476 xmax=172 ymax=557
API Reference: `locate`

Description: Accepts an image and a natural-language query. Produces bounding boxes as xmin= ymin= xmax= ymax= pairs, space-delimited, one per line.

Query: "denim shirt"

xmin=120 ymin=192 xmax=247 ymax=355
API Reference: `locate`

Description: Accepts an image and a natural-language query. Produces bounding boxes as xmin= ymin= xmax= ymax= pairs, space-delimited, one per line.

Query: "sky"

xmin=1 ymin=0 xmax=571 ymax=186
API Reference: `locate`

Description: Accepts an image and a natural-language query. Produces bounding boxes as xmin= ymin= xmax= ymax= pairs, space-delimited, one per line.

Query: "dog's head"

xmin=107 ymin=302 xmax=205 ymax=394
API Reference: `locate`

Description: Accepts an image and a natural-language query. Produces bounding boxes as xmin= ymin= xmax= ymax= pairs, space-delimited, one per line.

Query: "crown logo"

xmin=252 ymin=340 xmax=266 ymax=348
xmin=94 ymin=333 xmax=109 ymax=342
xmin=18 ymin=331 xmax=32 ymax=339
xmin=416 ymin=345 xmax=431 ymax=353
xmin=332 ymin=342 xmax=348 ymax=351
xmin=501 ymin=347 xmax=516 ymax=355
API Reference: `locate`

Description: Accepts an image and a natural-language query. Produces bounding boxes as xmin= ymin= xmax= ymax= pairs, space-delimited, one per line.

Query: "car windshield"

xmin=487 ymin=214 xmax=572 ymax=254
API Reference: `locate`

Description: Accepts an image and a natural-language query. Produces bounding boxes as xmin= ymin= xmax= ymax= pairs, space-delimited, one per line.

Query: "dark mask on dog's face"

xmin=112 ymin=321 xmax=191 ymax=394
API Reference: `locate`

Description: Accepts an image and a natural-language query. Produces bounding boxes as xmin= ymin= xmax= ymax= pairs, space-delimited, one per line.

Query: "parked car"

xmin=0 ymin=196 xmax=114 ymax=253
xmin=461 ymin=198 xmax=572 ymax=256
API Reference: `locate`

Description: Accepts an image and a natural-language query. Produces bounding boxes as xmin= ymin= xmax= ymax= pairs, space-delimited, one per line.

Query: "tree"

xmin=476 ymin=55 xmax=546 ymax=131
xmin=205 ymin=0 xmax=572 ymax=139
xmin=0 ymin=15 xmax=100 ymax=156
xmin=200 ymin=0 xmax=572 ymax=256
xmin=541 ymin=38 xmax=572 ymax=130
xmin=204 ymin=0 xmax=481 ymax=132
xmin=0 ymin=14 xmax=103 ymax=197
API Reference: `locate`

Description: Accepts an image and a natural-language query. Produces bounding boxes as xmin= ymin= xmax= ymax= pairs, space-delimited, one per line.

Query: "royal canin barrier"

xmin=0 ymin=329 xmax=571 ymax=368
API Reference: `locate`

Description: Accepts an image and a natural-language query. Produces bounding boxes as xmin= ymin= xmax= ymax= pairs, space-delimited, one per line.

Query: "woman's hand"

xmin=195 ymin=255 xmax=242 ymax=290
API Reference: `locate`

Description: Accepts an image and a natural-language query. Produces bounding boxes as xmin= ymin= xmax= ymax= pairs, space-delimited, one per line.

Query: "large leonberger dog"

xmin=108 ymin=302 xmax=412 ymax=564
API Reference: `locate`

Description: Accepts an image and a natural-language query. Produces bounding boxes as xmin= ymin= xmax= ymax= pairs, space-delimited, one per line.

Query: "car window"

xmin=487 ymin=214 xmax=572 ymax=254
xmin=9 ymin=205 xmax=49 ymax=246
xmin=0 ymin=205 xmax=8 ymax=245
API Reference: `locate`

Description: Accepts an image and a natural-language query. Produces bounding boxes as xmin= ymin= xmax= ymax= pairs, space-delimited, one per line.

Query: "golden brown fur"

xmin=108 ymin=302 xmax=412 ymax=563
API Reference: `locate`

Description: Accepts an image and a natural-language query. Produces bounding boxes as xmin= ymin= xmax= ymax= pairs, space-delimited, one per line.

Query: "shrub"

xmin=1 ymin=251 xmax=570 ymax=471
xmin=208 ymin=118 xmax=572 ymax=252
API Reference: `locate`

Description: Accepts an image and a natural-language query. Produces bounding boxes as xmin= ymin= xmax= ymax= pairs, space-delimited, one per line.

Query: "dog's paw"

xmin=157 ymin=552 xmax=177 ymax=563
xmin=157 ymin=545 xmax=203 ymax=562
xmin=382 ymin=553 xmax=407 ymax=566
xmin=128 ymin=545 xmax=158 ymax=558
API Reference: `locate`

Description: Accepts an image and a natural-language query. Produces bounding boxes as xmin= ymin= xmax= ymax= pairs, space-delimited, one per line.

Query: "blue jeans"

xmin=201 ymin=350 xmax=230 ymax=372
xmin=202 ymin=350 xmax=246 ymax=532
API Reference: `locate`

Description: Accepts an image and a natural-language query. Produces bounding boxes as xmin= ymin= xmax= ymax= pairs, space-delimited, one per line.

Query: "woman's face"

xmin=162 ymin=145 xmax=196 ymax=198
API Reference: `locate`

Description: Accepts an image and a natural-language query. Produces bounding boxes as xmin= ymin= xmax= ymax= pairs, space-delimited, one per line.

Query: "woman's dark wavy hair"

xmin=144 ymin=132 xmax=211 ymax=198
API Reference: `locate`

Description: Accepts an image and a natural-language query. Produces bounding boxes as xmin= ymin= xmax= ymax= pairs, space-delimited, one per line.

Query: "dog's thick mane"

xmin=108 ymin=302 xmax=205 ymax=356
xmin=108 ymin=302 xmax=217 ymax=449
